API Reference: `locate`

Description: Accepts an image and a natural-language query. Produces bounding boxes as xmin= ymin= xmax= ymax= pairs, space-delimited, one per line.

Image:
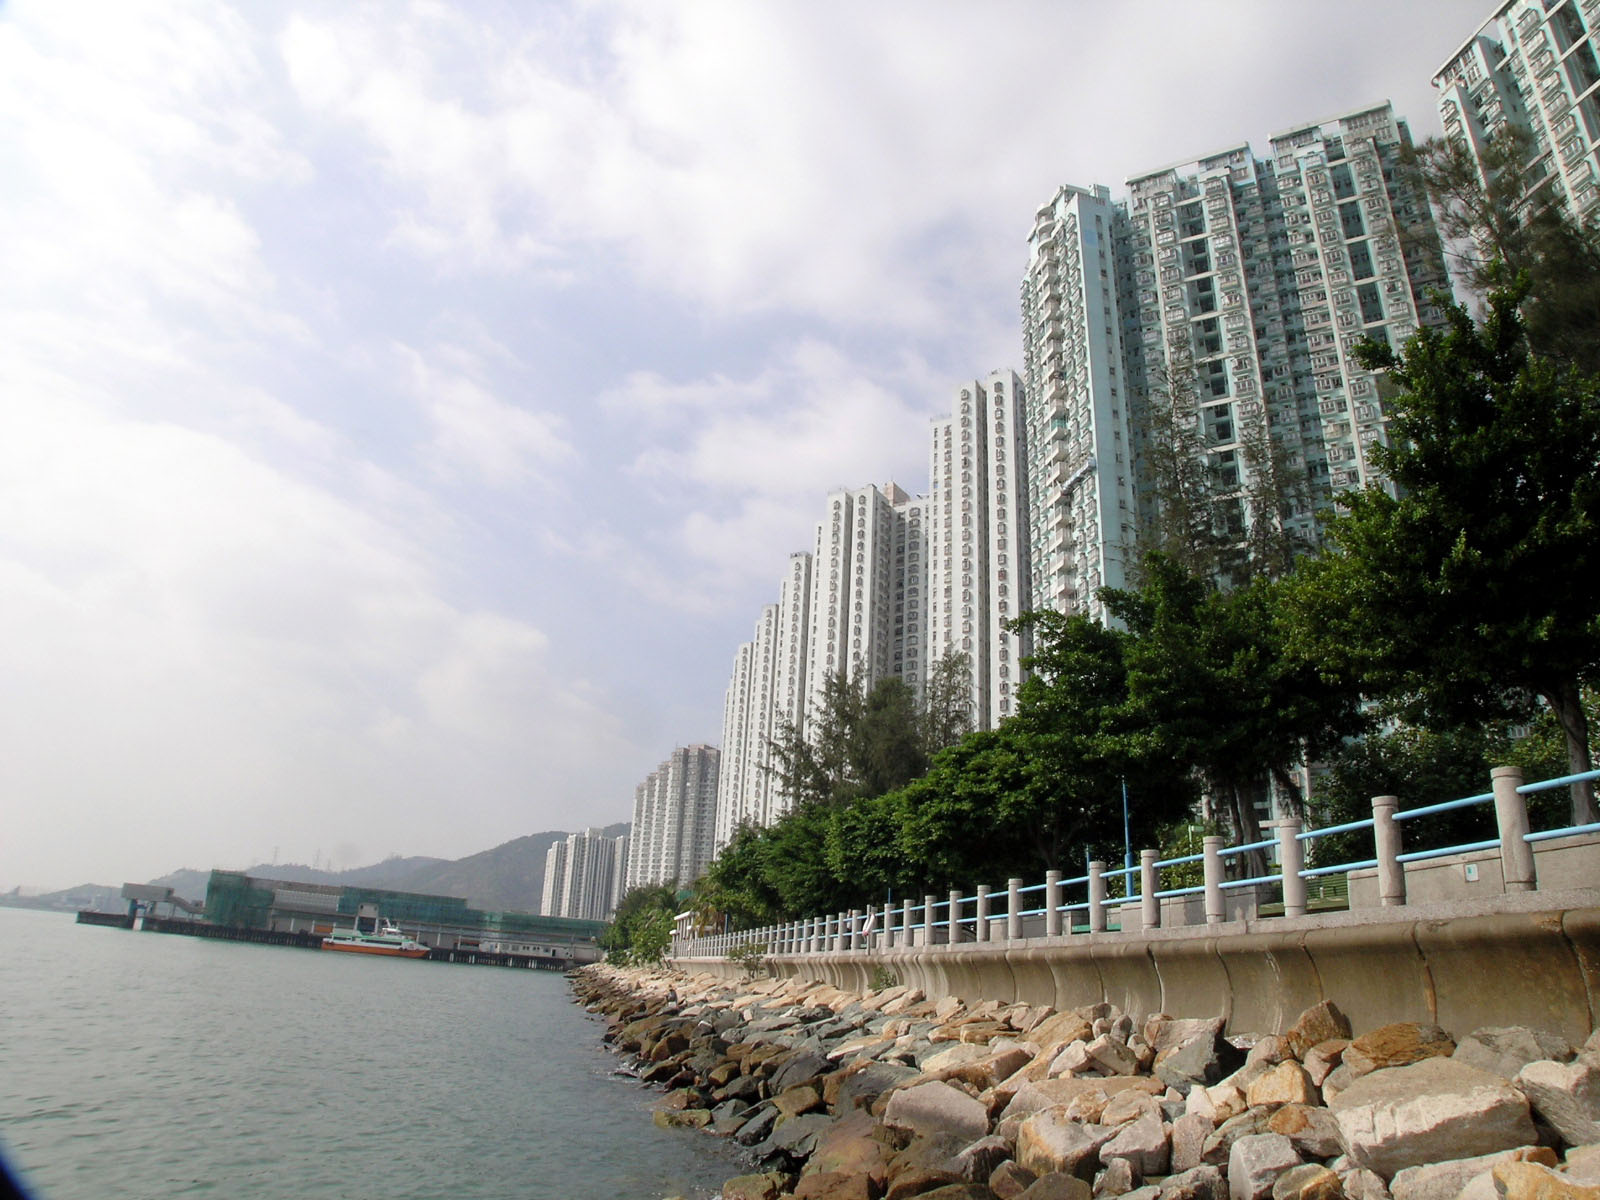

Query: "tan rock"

xmin=1304 ymin=1041 xmax=1350 ymax=1088
xmin=1341 ymin=1024 xmax=1455 ymax=1080
xmin=1018 ymin=1173 xmax=1093 ymax=1200
xmin=1331 ymin=1057 xmax=1536 ymax=1179
xmin=1268 ymin=1104 xmax=1344 ymax=1160
xmin=991 ymin=1160 xmax=1040 ymax=1199
xmin=1248 ymin=1062 xmax=1320 ymax=1110
xmin=1102 ymin=1090 xmax=1163 ymax=1126
xmin=775 ymin=1085 xmax=824 ymax=1117
xmin=1271 ymin=1164 xmax=1344 ymax=1200
xmin=1017 ymin=1111 xmax=1118 ymax=1180
xmin=793 ymin=1172 xmax=875 ymax=1200
xmin=1492 ymin=1160 xmax=1600 ymax=1200
xmin=1516 ymin=1058 xmax=1600 ymax=1147
xmin=722 ymin=1171 xmax=789 ymax=1200
xmin=1285 ymin=1002 xmax=1354 ymax=1061
xmin=1389 ymin=1146 xmax=1555 ymax=1200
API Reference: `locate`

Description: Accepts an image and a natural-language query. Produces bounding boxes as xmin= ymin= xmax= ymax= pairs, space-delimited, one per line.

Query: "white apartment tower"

xmin=806 ymin=483 xmax=926 ymax=701
xmin=926 ymin=370 xmax=1031 ymax=727
xmin=715 ymin=554 xmax=813 ymax=845
xmin=1116 ymin=104 xmax=1448 ymax=558
xmin=624 ymin=744 xmax=720 ymax=890
xmin=1021 ymin=184 xmax=1140 ymax=623
xmin=541 ymin=828 xmax=627 ymax=920
xmin=1436 ymin=0 xmax=1600 ymax=224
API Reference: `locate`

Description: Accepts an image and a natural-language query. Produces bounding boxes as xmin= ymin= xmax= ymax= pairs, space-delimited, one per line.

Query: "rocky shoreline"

xmin=572 ymin=964 xmax=1600 ymax=1200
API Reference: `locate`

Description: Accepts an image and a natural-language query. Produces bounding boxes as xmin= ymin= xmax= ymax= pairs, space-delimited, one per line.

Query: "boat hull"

xmin=321 ymin=939 xmax=429 ymax=958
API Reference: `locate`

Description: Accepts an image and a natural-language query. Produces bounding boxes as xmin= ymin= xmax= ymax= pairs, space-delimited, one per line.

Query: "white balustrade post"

xmin=1140 ymin=850 xmax=1160 ymax=930
xmin=1007 ymin=878 xmax=1023 ymax=941
xmin=1492 ymin=765 xmax=1537 ymax=892
xmin=849 ymin=909 xmax=862 ymax=951
xmin=975 ymin=885 xmax=991 ymax=943
xmin=948 ymin=890 xmax=963 ymax=943
xmin=1204 ymin=836 xmax=1226 ymax=924
xmin=1045 ymin=870 xmax=1063 ymax=937
xmin=1278 ymin=818 xmax=1307 ymax=918
xmin=884 ymin=904 xmax=896 ymax=950
xmin=1373 ymin=795 xmax=1406 ymax=907
xmin=923 ymin=895 xmax=937 ymax=948
xmin=902 ymin=897 xmax=914 ymax=948
xmin=1088 ymin=862 xmax=1107 ymax=933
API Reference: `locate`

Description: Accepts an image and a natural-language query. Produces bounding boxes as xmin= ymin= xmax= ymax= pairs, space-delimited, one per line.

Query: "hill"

xmin=6 ymin=823 xmax=630 ymax=915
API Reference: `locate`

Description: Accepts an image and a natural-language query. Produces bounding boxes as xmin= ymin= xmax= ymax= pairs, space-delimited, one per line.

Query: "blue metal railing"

xmin=677 ymin=768 xmax=1600 ymax=958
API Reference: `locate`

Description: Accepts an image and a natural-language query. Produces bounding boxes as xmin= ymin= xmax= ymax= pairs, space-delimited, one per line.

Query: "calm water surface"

xmin=0 ymin=909 xmax=746 ymax=1199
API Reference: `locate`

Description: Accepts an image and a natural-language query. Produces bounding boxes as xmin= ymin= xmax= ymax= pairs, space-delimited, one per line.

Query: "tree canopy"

xmin=1287 ymin=286 xmax=1600 ymax=822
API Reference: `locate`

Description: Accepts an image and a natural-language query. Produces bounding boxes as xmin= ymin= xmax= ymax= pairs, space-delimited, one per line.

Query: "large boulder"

xmin=1516 ymin=1058 xmax=1600 ymax=1147
xmin=1388 ymin=1146 xmax=1556 ymax=1200
xmin=1453 ymin=1028 xmax=1575 ymax=1081
xmin=1339 ymin=1025 xmax=1455 ymax=1080
xmin=1329 ymin=1057 xmax=1536 ymax=1179
xmin=883 ymin=1080 xmax=991 ymax=1144
xmin=1017 ymin=1112 xmax=1119 ymax=1180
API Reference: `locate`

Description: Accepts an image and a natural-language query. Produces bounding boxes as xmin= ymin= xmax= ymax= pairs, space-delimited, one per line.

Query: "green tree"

xmin=1289 ymin=288 xmax=1600 ymax=823
xmin=1407 ymin=128 xmax=1600 ymax=376
xmin=1105 ymin=556 xmax=1367 ymax=848
xmin=600 ymin=884 xmax=679 ymax=964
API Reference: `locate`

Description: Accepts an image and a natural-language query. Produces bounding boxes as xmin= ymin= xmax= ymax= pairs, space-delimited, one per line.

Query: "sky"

xmin=0 ymin=0 xmax=1481 ymax=890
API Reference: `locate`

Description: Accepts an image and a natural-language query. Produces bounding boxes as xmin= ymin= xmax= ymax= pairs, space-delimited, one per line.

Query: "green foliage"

xmin=1288 ymin=287 xmax=1600 ymax=822
xmin=600 ymin=885 xmax=678 ymax=965
xmin=1406 ymin=129 xmax=1600 ymax=377
xmin=869 ymin=965 xmax=898 ymax=991
xmin=726 ymin=939 xmax=769 ymax=980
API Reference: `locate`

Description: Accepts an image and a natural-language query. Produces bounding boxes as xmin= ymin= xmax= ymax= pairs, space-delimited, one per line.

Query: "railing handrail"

xmin=672 ymin=767 xmax=1599 ymax=957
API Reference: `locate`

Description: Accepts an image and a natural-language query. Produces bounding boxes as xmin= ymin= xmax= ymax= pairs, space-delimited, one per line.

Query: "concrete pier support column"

xmin=923 ymin=895 xmax=938 ymax=948
xmin=1088 ymin=862 xmax=1107 ymax=933
xmin=1493 ymin=765 xmax=1536 ymax=892
xmin=948 ymin=890 xmax=963 ymax=943
xmin=1007 ymin=878 xmax=1023 ymax=941
xmin=902 ymin=897 xmax=915 ymax=948
xmin=1140 ymin=850 xmax=1160 ymax=930
xmin=1373 ymin=795 xmax=1406 ymax=907
xmin=1278 ymin=819 xmax=1307 ymax=918
xmin=976 ymin=885 xmax=991 ymax=943
xmin=1045 ymin=870 xmax=1063 ymax=937
xmin=1203 ymin=836 xmax=1225 ymax=924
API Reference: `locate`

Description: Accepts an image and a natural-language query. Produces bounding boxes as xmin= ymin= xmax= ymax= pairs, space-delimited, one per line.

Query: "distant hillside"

xmin=7 ymin=823 xmax=630 ymax=916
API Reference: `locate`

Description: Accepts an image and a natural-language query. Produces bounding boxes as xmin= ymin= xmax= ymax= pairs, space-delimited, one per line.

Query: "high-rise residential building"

xmin=1022 ymin=103 xmax=1449 ymax=618
xmin=624 ymin=744 xmax=720 ymax=890
xmin=714 ymin=555 xmax=813 ymax=846
xmin=806 ymin=483 xmax=926 ymax=702
xmin=1436 ymin=0 xmax=1600 ymax=224
xmin=540 ymin=828 xmax=627 ymax=920
xmin=1021 ymin=184 xmax=1139 ymax=626
xmin=540 ymin=839 xmax=567 ymax=916
xmin=926 ymin=370 xmax=1031 ymax=727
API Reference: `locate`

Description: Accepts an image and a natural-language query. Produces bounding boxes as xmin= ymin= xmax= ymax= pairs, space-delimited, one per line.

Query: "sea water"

xmin=0 ymin=908 xmax=746 ymax=1199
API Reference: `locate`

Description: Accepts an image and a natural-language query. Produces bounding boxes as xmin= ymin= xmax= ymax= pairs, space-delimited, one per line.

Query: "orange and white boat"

xmin=322 ymin=916 xmax=429 ymax=958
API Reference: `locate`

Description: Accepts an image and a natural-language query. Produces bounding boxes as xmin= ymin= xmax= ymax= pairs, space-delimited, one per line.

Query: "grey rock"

xmin=1453 ymin=1027 xmax=1575 ymax=1081
xmin=1172 ymin=1112 xmax=1214 ymax=1174
xmin=883 ymin=1079 xmax=991 ymax=1143
xmin=951 ymin=1134 xmax=1014 ymax=1185
xmin=1329 ymin=1057 xmax=1536 ymax=1180
xmin=1388 ymin=1147 xmax=1550 ymax=1200
xmin=1101 ymin=1111 xmax=1171 ymax=1176
xmin=1229 ymin=1133 xmax=1303 ymax=1200
xmin=1160 ymin=1164 xmax=1229 ymax=1200
xmin=1515 ymin=1057 xmax=1600 ymax=1147
xmin=1096 ymin=1158 xmax=1139 ymax=1196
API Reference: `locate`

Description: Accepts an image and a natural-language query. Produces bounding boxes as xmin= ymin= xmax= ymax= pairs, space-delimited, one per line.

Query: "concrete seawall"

xmin=672 ymin=886 xmax=1600 ymax=1043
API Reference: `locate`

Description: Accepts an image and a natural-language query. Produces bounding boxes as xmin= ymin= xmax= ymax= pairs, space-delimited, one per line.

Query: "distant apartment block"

xmin=624 ymin=744 xmax=720 ymax=891
xmin=540 ymin=828 xmax=627 ymax=921
xmin=927 ymin=370 xmax=1031 ymax=727
xmin=1436 ymin=0 xmax=1600 ymax=223
xmin=1022 ymin=103 xmax=1448 ymax=619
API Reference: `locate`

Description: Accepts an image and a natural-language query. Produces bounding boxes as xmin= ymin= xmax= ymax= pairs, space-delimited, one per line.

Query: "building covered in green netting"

xmin=202 ymin=870 xmax=605 ymax=961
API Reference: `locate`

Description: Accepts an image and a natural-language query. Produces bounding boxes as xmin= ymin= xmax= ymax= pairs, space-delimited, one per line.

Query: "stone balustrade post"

xmin=1088 ymin=862 xmax=1107 ymax=933
xmin=948 ymin=890 xmax=963 ymax=943
xmin=1045 ymin=870 xmax=1063 ymax=937
xmin=923 ymin=895 xmax=937 ymax=948
xmin=975 ymin=885 xmax=991 ymax=943
xmin=1007 ymin=878 xmax=1023 ymax=941
xmin=849 ymin=909 xmax=862 ymax=951
xmin=1492 ymin=765 xmax=1536 ymax=892
xmin=1373 ymin=795 xmax=1406 ymax=907
xmin=1140 ymin=850 xmax=1160 ymax=930
xmin=1277 ymin=819 xmax=1307 ymax=918
xmin=902 ymin=897 xmax=915 ymax=948
xmin=1203 ymin=836 xmax=1225 ymax=924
